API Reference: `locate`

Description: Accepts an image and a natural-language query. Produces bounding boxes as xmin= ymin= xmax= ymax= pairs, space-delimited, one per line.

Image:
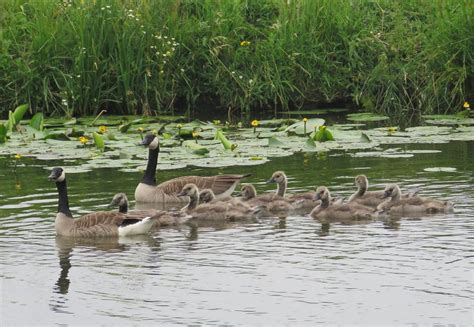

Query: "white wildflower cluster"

xmin=151 ymin=34 xmax=180 ymax=65
xmin=125 ymin=8 xmax=140 ymax=22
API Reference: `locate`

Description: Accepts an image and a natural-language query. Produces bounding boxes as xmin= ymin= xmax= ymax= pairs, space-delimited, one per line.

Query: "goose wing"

xmin=157 ymin=174 xmax=249 ymax=196
xmin=73 ymin=211 xmax=126 ymax=229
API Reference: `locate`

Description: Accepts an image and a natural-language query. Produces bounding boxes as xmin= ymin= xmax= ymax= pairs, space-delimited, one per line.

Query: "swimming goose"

xmin=49 ymin=168 xmax=156 ymax=237
xmin=348 ymin=175 xmax=419 ymax=208
xmin=377 ymin=184 xmax=454 ymax=214
xmin=135 ymin=134 xmax=250 ymax=203
xmin=178 ymin=184 xmax=260 ymax=222
xmin=109 ymin=193 xmax=186 ymax=227
xmin=240 ymin=183 xmax=294 ymax=216
xmin=310 ymin=186 xmax=378 ymax=222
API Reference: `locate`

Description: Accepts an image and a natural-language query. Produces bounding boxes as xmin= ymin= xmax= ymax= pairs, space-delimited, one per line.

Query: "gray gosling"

xmin=310 ymin=186 xmax=378 ymax=222
xmin=49 ymin=168 xmax=156 ymax=237
xmin=110 ymin=193 xmax=186 ymax=227
xmin=240 ymin=182 xmax=294 ymax=216
xmin=178 ymin=184 xmax=261 ymax=222
xmin=135 ymin=134 xmax=250 ymax=203
xmin=377 ymin=184 xmax=454 ymax=214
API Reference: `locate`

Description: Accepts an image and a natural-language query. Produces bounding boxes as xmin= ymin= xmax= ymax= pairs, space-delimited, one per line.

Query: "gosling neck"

xmin=276 ymin=179 xmax=287 ymax=197
xmin=118 ymin=202 xmax=128 ymax=214
xmin=357 ymin=183 xmax=367 ymax=196
xmin=391 ymin=189 xmax=401 ymax=201
xmin=56 ymin=179 xmax=73 ymax=218
xmin=142 ymin=147 xmax=159 ymax=186
xmin=320 ymin=196 xmax=330 ymax=209
xmin=186 ymin=193 xmax=199 ymax=211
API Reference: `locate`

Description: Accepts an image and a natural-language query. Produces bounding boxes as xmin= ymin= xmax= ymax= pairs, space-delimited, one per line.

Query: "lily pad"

xmin=285 ymin=118 xmax=325 ymax=136
xmin=423 ymin=167 xmax=457 ymax=172
xmin=93 ymin=132 xmax=105 ymax=152
xmin=346 ymin=113 xmax=389 ymax=122
xmin=29 ymin=112 xmax=44 ymax=131
xmin=268 ymin=136 xmax=286 ymax=147
xmin=183 ymin=140 xmax=209 ymax=155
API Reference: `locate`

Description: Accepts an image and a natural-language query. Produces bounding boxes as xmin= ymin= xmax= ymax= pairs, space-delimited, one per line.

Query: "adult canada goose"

xmin=240 ymin=183 xmax=294 ymax=216
xmin=377 ymin=184 xmax=454 ymax=214
xmin=135 ymin=134 xmax=250 ymax=203
xmin=48 ymin=168 xmax=156 ymax=237
xmin=109 ymin=193 xmax=187 ymax=227
xmin=310 ymin=186 xmax=378 ymax=222
xmin=178 ymin=184 xmax=261 ymax=222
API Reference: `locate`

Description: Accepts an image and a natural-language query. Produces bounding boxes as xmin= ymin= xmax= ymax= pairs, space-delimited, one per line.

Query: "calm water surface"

xmin=1 ymin=141 xmax=473 ymax=325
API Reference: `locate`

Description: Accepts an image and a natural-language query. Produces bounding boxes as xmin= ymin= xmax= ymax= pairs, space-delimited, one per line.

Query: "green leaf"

xmin=6 ymin=111 xmax=14 ymax=133
xmin=305 ymin=137 xmax=317 ymax=148
xmin=44 ymin=131 xmax=71 ymax=140
xmin=346 ymin=112 xmax=389 ymax=122
xmin=360 ymin=132 xmax=371 ymax=143
xmin=215 ymin=129 xmax=236 ymax=150
xmin=93 ymin=132 xmax=105 ymax=151
xmin=29 ymin=112 xmax=44 ymax=131
xmin=0 ymin=124 xmax=6 ymax=143
xmin=183 ymin=140 xmax=209 ymax=155
xmin=12 ymin=104 xmax=29 ymax=125
xmin=268 ymin=136 xmax=286 ymax=147
xmin=284 ymin=118 xmax=325 ymax=136
xmin=119 ymin=122 xmax=132 ymax=133
xmin=314 ymin=126 xmax=334 ymax=142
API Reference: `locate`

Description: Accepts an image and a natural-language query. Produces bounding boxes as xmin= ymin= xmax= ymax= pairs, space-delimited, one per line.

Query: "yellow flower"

xmin=251 ymin=120 xmax=259 ymax=127
xmin=212 ymin=120 xmax=221 ymax=125
xmin=176 ymin=123 xmax=183 ymax=129
xmin=303 ymin=117 xmax=308 ymax=122
xmin=387 ymin=126 xmax=397 ymax=133
xmin=79 ymin=136 xmax=89 ymax=145
xmin=137 ymin=127 xmax=144 ymax=133
xmin=319 ymin=125 xmax=326 ymax=130
xmin=14 ymin=154 xmax=21 ymax=160
xmin=240 ymin=40 xmax=251 ymax=47
xmin=192 ymin=130 xmax=199 ymax=138
xmin=463 ymin=101 xmax=470 ymax=109
xmin=98 ymin=125 xmax=107 ymax=133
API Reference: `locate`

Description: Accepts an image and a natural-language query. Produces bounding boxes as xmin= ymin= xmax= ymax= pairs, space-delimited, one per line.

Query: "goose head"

xmin=266 ymin=171 xmax=287 ymax=185
xmin=110 ymin=193 xmax=128 ymax=208
xmin=141 ymin=133 xmax=159 ymax=150
xmin=48 ymin=167 xmax=65 ymax=182
xmin=382 ymin=184 xmax=401 ymax=199
xmin=355 ymin=175 xmax=369 ymax=192
xmin=314 ymin=186 xmax=330 ymax=202
xmin=240 ymin=184 xmax=257 ymax=200
xmin=177 ymin=183 xmax=199 ymax=199
xmin=199 ymin=189 xmax=216 ymax=203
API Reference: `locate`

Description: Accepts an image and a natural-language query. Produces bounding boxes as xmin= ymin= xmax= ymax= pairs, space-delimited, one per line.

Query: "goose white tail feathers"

xmin=118 ymin=217 xmax=155 ymax=236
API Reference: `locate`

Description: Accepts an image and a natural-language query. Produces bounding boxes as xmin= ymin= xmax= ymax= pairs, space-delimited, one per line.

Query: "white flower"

xmin=76 ymin=74 xmax=81 ymax=78
xmin=249 ymin=79 xmax=253 ymax=84
xmin=239 ymin=75 xmax=243 ymax=79
xmin=180 ymin=68 xmax=184 ymax=72
xmin=231 ymin=71 xmax=235 ymax=74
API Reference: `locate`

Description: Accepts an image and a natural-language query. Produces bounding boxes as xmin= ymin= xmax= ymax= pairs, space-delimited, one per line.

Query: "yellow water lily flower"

xmin=240 ymin=40 xmax=251 ymax=47
xmin=387 ymin=126 xmax=397 ymax=133
xmin=303 ymin=117 xmax=308 ymax=122
xmin=137 ymin=127 xmax=144 ymax=133
xmin=98 ymin=125 xmax=107 ymax=133
xmin=176 ymin=123 xmax=183 ymax=129
xmin=79 ymin=136 xmax=89 ymax=144
xmin=212 ymin=120 xmax=221 ymax=125
xmin=251 ymin=120 xmax=259 ymax=127
xmin=192 ymin=130 xmax=199 ymax=138
xmin=464 ymin=101 xmax=470 ymax=109
xmin=14 ymin=154 xmax=21 ymax=160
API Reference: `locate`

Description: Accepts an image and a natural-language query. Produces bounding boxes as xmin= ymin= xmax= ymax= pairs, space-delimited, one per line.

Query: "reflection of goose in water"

xmin=49 ymin=234 xmax=157 ymax=313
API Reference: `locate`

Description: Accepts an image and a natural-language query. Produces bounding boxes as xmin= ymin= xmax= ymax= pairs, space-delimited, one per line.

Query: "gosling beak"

xmin=314 ymin=193 xmax=321 ymax=201
xmin=177 ymin=191 xmax=187 ymax=197
xmin=382 ymin=191 xmax=390 ymax=199
xmin=266 ymin=178 xmax=275 ymax=184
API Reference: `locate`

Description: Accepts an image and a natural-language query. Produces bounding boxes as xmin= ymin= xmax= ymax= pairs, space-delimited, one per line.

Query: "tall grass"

xmin=0 ymin=0 xmax=472 ymax=120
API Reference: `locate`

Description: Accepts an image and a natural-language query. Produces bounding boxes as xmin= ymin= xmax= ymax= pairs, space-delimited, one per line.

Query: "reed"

xmin=0 ymin=0 xmax=472 ymax=121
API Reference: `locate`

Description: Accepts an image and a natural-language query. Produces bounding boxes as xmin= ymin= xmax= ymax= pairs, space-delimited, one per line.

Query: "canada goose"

xmin=377 ymin=184 xmax=454 ymax=214
xmin=310 ymin=186 xmax=378 ymax=222
xmin=135 ymin=134 xmax=250 ymax=203
xmin=240 ymin=183 xmax=294 ymax=216
xmin=109 ymin=193 xmax=187 ymax=227
xmin=48 ymin=168 xmax=156 ymax=237
xmin=348 ymin=175 xmax=419 ymax=207
xmin=178 ymin=184 xmax=261 ymax=222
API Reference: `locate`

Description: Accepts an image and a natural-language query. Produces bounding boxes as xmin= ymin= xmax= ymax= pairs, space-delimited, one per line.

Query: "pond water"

xmin=0 ymin=141 xmax=473 ymax=325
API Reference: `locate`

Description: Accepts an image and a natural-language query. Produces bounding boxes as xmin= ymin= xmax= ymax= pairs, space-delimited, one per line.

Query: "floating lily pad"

xmin=346 ymin=113 xmax=389 ymax=122
xmin=285 ymin=118 xmax=325 ymax=136
xmin=423 ymin=167 xmax=457 ymax=172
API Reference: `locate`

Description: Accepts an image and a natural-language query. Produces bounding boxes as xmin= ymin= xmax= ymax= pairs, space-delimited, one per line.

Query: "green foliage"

xmin=29 ymin=112 xmax=44 ymax=131
xmin=92 ymin=132 xmax=105 ymax=152
xmin=0 ymin=124 xmax=6 ymax=143
xmin=0 ymin=0 xmax=472 ymax=121
xmin=313 ymin=126 xmax=334 ymax=142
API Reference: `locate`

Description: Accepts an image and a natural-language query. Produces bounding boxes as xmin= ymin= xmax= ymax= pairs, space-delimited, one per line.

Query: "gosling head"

xmin=240 ymin=184 xmax=257 ymax=200
xmin=141 ymin=133 xmax=159 ymax=150
xmin=177 ymin=183 xmax=199 ymax=198
xmin=266 ymin=171 xmax=287 ymax=184
xmin=110 ymin=192 xmax=128 ymax=208
xmin=382 ymin=184 xmax=401 ymax=199
xmin=199 ymin=189 xmax=216 ymax=203
xmin=48 ymin=167 xmax=65 ymax=182
xmin=314 ymin=186 xmax=330 ymax=201
xmin=355 ymin=175 xmax=369 ymax=189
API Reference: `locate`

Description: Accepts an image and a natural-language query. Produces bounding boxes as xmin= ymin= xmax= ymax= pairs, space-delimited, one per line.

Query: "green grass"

xmin=0 ymin=0 xmax=472 ymax=121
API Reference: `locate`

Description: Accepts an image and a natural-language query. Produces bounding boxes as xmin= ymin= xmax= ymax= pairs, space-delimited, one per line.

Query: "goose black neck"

xmin=142 ymin=147 xmax=159 ymax=186
xmin=56 ymin=180 xmax=72 ymax=218
xmin=118 ymin=203 xmax=128 ymax=213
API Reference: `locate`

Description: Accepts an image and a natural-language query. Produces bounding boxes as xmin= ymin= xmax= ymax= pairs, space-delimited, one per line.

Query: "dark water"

xmin=1 ymin=141 xmax=473 ymax=325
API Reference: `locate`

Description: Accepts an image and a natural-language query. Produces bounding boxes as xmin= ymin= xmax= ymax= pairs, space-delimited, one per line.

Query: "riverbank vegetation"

xmin=0 ymin=0 xmax=472 ymax=121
